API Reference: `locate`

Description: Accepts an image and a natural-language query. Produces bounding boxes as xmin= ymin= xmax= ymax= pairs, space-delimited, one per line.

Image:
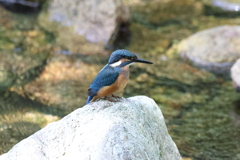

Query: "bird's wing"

xmin=88 ymin=88 xmax=98 ymax=97
xmin=88 ymin=65 xmax=120 ymax=97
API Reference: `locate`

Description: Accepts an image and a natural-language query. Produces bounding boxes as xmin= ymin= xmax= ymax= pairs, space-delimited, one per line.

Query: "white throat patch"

xmin=109 ymin=60 xmax=122 ymax=67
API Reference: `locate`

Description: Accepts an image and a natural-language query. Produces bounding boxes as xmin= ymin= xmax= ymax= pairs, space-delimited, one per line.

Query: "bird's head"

xmin=108 ymin=49 xmax=153 ymax=67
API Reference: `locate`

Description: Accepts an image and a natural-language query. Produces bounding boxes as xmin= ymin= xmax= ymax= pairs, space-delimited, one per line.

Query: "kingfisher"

xmin=86 ymin=49 xmax=153 ymax=104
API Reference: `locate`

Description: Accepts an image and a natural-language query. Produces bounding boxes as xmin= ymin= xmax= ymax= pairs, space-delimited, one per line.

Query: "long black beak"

xmin=134 ymin=58 xmax=153 ymax=64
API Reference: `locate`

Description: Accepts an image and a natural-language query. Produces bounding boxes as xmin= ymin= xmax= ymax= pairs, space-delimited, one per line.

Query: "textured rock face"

xmin=177 ymin=25 xmax=240 ymax=73
xmin=0 ymin=96 xmax=181 ymax=160
xmin=231 ymin=59 xmax=240 ymax=92
xmin=39 ymin=0 xmax=129 ymax=54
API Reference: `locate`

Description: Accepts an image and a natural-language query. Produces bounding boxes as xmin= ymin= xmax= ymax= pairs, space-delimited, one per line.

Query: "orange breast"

xmin=91 ymin=66 xmax=130 ymax=102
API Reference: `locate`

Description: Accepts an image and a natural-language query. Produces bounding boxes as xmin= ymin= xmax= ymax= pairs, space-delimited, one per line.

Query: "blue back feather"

xmin=90 ymin=65 xmax=120 ymax=90
xmin=86 ymin=65 xmax=121 ymax=104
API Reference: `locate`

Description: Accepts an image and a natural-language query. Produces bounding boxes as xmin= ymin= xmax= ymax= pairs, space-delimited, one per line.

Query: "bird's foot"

xmin=111 ymin=94 xmax=122 ymax=98
xmin=104 ymin=96 xmax=116 ymax=102
xmin=104 ymin=95 xmax=124 ymax=102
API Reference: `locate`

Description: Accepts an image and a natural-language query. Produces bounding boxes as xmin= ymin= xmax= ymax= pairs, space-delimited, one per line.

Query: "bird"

xmin=86 ymin=49 xmax=153 ymax=104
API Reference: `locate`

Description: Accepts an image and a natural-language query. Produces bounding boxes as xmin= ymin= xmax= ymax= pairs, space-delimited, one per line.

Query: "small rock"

xmin=0 ymin=96 xmax=181 ymax=160
xmin=231 ymin=59 xmax=240 ymax=92
xmin=177 ymin=25 xmax=240 ymax=73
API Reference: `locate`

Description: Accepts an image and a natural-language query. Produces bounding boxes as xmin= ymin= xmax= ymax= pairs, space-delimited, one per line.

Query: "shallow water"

xmin=0 ymin=0 xmax=240 ymax=159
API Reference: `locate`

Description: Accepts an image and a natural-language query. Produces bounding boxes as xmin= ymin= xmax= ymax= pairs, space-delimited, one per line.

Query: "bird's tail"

xmin=86 ymin=96 xmax=94 ymax=104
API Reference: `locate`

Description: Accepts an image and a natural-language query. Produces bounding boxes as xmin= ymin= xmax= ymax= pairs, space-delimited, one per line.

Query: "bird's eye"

xmin=130 ymin=57 xmax=136 ymax=60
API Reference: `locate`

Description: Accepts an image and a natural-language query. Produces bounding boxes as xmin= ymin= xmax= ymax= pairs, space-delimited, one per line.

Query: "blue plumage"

xmin=86 ymin=65 xmax=121 ymax=104
xmin=91 ymin=65 xmax=121 ymax=90
xmin=108 ymin=50 xmax=136 ymax=64
xmin=86 ymin=49 xmax=153 ymax=104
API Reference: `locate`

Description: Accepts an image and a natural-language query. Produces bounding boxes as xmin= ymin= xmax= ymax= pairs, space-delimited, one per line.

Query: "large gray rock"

xmin=0 ymin=96 xmax=181 ymax=160
xmin=231 ymin=59 xmax=240 ymax=92
xmin=177 ymin=25 xmax=240 ymax=73
xmin=39 ymin=0 xmax=129 ymax=54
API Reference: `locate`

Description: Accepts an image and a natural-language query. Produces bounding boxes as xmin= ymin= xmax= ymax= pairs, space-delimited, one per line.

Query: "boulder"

xmin=231 ymin=59 xmax=240 ymax=92
xmin=177 ymin=25 xmax=240 ymax=73
xmin=0 ymin=96 xmax=181 ymax=160
xmin=38 ymin=0 xmax=130 ymax=54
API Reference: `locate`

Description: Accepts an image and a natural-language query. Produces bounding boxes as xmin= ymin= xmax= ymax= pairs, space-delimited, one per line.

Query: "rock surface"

xmin=38 ymin=0 xmax=129 ymax=54
xmin=231 ymin=59 xmax=240 ymax=92
xmin=177 ymin=25 xmax=240 ymax=73
xmin=0 ymin=96 xmax=181 ymax=160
